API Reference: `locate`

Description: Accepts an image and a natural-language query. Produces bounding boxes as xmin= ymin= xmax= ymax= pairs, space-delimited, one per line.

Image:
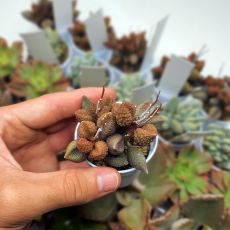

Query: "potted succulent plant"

xmin=200 ymin=122 xmax=230 ymax=171
xmin=104 ymin=31 xmax=147 ymax=73
xmin=0 ymin=37 xmax=23 ymax=105
xmin=22 ymin=0 xmax=79 ymax=29
xmin=157 ymin=96 xmax=207 ymax=150
xmin=66 ymin=52 xmax=115 ymax=89
xmin=7 ymin=61 xmax=69 ymax=99
xmin=64 ymin=88 xmax=162 ymax=187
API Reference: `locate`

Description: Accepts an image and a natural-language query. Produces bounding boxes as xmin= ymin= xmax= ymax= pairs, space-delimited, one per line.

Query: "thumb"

xmin=23 ymin=167 xmax=120 ymax=217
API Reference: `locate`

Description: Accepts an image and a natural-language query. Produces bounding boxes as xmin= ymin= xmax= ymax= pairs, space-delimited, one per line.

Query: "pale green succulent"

xmin=203 ymin=123 xmax=230 ymax=170
xmin=8 ymin=62 xmax=69 ymax=99
xmin=159 ymin=97 xmax=206 ymax=143
xmin=67 ymin=52 xmax=98 ymax=88
xmin=44 ymin=27 xmax=68 ymax=63
xmin=116 ymin=72 xmax=145 ymax=101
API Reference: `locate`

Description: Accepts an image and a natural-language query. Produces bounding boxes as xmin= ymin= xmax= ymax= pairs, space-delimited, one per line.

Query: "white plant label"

xmin=85 ymin=9 xmax=108 ymax=52
xmin=80 ymin=66 xmax=107 ymax=87
xmin=21 ymin=32 xmax=59 ymax=64
xmin=132 ymin=83 xmax=155 ymax=105
xmin=158 ymin=55 xmax=195 ymax=97
xmin=141 ymin=15 xmax=169 ymax=71
xmin=53 ymin=0 xmax=73 ymax=32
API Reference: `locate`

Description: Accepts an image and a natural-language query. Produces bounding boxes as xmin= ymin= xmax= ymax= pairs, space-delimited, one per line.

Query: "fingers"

xmin=59 ymin=161 xmax=90 ymax=170
xmin=0 ymin=168 xmax=120 ymax=225
xmin=5 ymin=87 xmax=116 ymax=130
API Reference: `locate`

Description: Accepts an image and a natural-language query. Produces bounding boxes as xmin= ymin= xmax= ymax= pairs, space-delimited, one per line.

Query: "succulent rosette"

xmin=64 ymin=88 xmax=161 ymax=173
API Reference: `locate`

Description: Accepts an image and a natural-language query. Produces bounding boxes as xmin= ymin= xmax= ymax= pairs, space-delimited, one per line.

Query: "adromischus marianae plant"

xmin=7 ymin=62 xmax=69 ymax=99
xmin=158 ymin=97 xmax=206 ymax=143
xmin=166 ymin=147 xmax=212 ymax=203
xmin=0 ymin=37 xmax=23 ymax=106
xmin=105 ymin=32 xmax=147 ymax=73
xmin=22 ymin=0 xmax=79 ymax=28
xmin=64 ymin=88 xmax=162 ymax=173
xmin=116 ymin=72 xmax=145 ymax=102
xmin=67 ymin=52 xmax=98 ymax=88
xmin=203 ymin=123 xmax=230 ymax=170
xmin=193 ymin=76 xmax=230 ymax=120
xmin=44 ymin=27 xmax=68 ymax=63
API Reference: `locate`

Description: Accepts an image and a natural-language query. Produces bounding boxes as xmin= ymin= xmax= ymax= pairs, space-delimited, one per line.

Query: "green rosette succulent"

xmin=166 ymin=147 xmax=212 ymax=203
xmin=0 ymin=37 xmax=22 ymax=79
xmin=67 ymin=52 xmax=98 ymax=88
xmin=116 ymin=72 xmax=145 ymax=102
xmin=7 ymin=62 xmax=69 ymax=99
xmin=158 ymin=97 xmax=206 ymax=143
xmin=44 ymin=27 xmax=68 ymax=63
xmin=203 ymin=123 xmax=230 ymax=170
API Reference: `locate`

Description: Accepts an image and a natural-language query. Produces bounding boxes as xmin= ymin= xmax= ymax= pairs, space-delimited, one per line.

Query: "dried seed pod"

xmin=105 ymin=153 xmax=129 ymax=168
xmin=76 ymin=138 xmax=94 ymax=154
xmin=78 ymin=121 xmax=97 ymax=139
xmin=113 ymin=102 xmax=136 ymax=127
xmin=142 ymin=124 xmax=157 ymax=136
xmin=89 ymin=141 xmax=108 ymax=160
xmin=127 ymin=144 xmax=148 ymax=174
xmin=75 ymin=109 xmax=93 ymax=122
xmin=64 ymin=141 xmax=87 ymax=162
xmin=106 ymin=134 xmax=124 ymax=155
xmin=97 ymin=112 xmax=116 ymax=139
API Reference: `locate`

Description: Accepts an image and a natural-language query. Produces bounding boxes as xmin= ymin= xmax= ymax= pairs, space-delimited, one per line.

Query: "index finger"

xmin=4 ymin=87 xmax=116 ymax=130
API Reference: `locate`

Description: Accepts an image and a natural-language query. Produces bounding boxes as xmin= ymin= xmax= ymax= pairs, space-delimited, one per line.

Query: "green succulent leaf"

xmin=118 ymin=198 xmax=151 ymax=230
xmin=182 ymin=195 xmax=225 ymax=229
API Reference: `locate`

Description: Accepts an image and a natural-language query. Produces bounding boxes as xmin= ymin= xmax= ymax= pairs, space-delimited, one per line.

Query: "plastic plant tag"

xmin=141 ymin=15 xmax=169 ymax=72
xmin=79 ymin=66 xmax=107 ymax=87
xmin=85 ymin=9 xmax=108 ymax=52
xmin=158 ymin=55 xmax=195 ymax=97
xmin=53 ymin=0 xmax=73 ymax=32
xmin=21 ymin=32 xmax=59 ymax=64
xmin=132 ymin=83 xmax=155 ymax=105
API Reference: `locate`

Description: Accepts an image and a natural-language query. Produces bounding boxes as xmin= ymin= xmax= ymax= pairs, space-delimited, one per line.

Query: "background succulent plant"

xmin=203 ymin=123 xmax=230 ymax=170
xmin=153 ymin=52 xmax=206 ymax=92
xmin=158 ymin=97 xmax=206 ymax=143
xmin=67 ymin=52 xmax=98 ymax=88
xmin=44 ymin=27 xmax=69 ymax=63
xmin=0 ymin=37 xmax=23 ymax=106
xmin=105 ymin=32 xmax=147 ymax=73
xmin=115 ymin=72 xmax=145 ymax=102
xmin=22 ymin=0 xmax=79 ymax=28
xmin=7 ymin=62 xmax=69 ymax=99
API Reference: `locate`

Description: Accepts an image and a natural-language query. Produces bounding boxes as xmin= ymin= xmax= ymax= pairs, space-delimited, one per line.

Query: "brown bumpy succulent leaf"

xmin=97 ymin=112 xmax=116 ymax=139
xmin=76 ymin=138 xmax=94 ymax=154
xmin=113 ymin=102 xmax=136 ymax=127
xmin=78 ymin=121 xmax=97 ymax=139
xmin=106 ymin=134 xmax=124 ymax=155
xmin=118 ymin=198 xmax=151 ymax=230
xmin=133 ymin=124 xmax=157 ymax=146
xmin=89 ymin=141 xmax=108 ymax=160
xmin=75 ymin=109 xmax=93 ymax=122
xmin=181 ymin=195 xmax=224 ymax=229
xmin=64 ymin=140 xmax=87 ymax=162
xmin=99 ymin=97 xmax=113 ymax=111
xmin=127 ymin=144 xmax=148 ymax=174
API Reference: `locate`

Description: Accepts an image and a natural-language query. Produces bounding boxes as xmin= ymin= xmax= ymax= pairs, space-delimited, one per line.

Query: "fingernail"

xmin=97 ymin=171 xmax=120 ymax=193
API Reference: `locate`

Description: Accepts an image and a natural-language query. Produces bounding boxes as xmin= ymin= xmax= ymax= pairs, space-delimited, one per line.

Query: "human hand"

xmin=0 ymin=88 xmax=120 ymax=229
